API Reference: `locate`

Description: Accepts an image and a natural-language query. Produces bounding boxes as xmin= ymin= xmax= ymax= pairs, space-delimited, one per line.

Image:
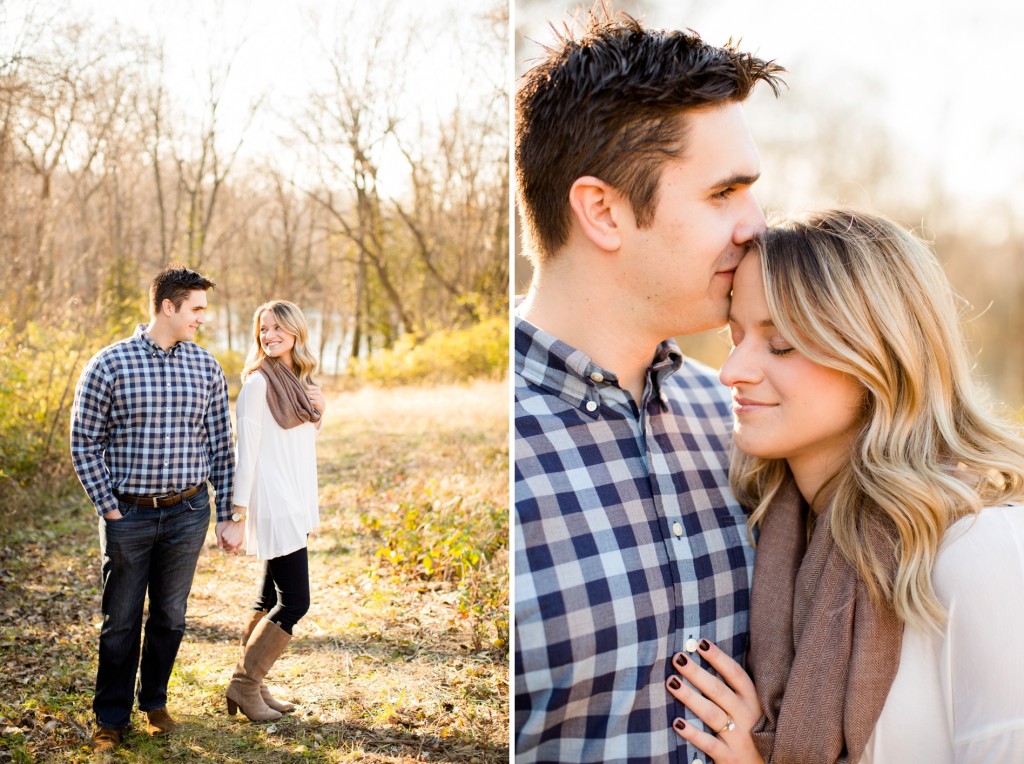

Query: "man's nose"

xmin=733 ymin=193 xmax=766 ymax=245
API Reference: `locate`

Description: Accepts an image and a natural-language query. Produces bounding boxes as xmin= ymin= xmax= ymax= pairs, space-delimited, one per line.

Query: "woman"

xmin=224 ymin=300 xmax=325 ymax=722
xmin=667 ymin=209 xmax=1024 ymax=763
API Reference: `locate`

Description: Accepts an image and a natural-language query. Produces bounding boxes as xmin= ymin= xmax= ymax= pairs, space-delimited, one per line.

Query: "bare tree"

xmin=296 ymin=2 xmax=419 ymax=348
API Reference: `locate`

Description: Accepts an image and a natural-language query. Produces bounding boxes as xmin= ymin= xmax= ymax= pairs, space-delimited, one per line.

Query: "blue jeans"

xmin=94 ymin=485 xmax=210 ymax=729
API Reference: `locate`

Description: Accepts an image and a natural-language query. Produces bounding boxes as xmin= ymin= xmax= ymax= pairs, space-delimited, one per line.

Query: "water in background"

xmin=206 ymin=306 xmax=354 ymax=376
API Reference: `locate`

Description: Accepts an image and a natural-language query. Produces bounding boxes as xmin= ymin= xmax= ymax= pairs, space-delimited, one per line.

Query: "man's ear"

xmin=160 ymin=298 xmax=176 ymax=316
xmin=568 ymin=176 xmax=628 ymax=252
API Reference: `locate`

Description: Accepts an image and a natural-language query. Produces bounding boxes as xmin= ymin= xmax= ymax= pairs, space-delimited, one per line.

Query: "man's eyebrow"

xmin=711 ymin=173 xmax=760 ymax=190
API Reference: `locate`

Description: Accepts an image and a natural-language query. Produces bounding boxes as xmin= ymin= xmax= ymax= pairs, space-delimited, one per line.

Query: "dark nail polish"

xmin=673 ymin=718 xmax=686 ymax=731
xmin=673 ymin=653 xmax=688 ymax=669
xmin=667 ymin=676 xmax=681 ymax=690
xmin=699 ymin=639 xmax=710 ymax=651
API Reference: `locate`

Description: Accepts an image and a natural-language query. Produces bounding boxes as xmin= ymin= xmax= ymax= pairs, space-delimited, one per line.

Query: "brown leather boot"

xmin=241 ymin=610 xmax=296 ymax=713
xmin=226 ymin=618 xmax=291 ymax=721
xmin=91 ymin=726 xmax=123 ymax=753
xmin=145 ymin=707 xmax=175 ymax=736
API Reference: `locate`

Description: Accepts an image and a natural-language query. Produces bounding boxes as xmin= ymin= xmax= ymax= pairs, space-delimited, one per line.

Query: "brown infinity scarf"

xmin=257 ymin=357 xmax=321 ymax=430
xmin=747 ymin=476 xmax=903 ymax=764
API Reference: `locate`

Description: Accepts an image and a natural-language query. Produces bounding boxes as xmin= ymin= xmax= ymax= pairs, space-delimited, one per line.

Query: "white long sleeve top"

xmin=232 ymin=372 xmax=319 ymax=560
xmin=863 ymin=504 xmax=1024 ymax=763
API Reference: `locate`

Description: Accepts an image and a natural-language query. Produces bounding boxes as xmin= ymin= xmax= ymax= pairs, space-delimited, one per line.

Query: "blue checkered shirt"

xmin=70 ymin=324 xmax=235 ymax=521
xmin=514 ymin=315 xmax=754 ymax=763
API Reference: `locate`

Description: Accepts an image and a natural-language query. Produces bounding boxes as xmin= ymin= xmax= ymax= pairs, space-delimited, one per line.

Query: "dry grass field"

xmin=0 ymin=380 xmax=509 ymax=763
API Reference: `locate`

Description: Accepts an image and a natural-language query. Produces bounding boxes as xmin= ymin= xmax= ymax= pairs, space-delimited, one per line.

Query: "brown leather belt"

xmin=114 ymin=483 xmax=203 ymax=508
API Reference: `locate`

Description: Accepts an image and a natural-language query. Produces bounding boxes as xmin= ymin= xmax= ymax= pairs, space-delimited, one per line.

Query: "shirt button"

xmin=660 ymin=391 xmax=669 ymax=404
xmin=672 ymin=522 xmax=683 ymax=538
xmin=693 ymin=759 xmax=705 ymax=764
xmin=685 ymin=638 xmax=699 ymax=653
xmin=585 ymin=400 xmax=598 ymax=412
xmin=589 ymin=371 xmax=604 ymax=383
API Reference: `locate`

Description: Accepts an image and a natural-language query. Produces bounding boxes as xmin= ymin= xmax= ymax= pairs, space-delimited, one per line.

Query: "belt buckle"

xmin=149 ymin=496 xmax=160 ymax=508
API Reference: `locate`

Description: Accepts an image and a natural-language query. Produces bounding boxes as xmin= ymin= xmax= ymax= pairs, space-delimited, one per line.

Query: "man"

xmin=71 ymin=266 xmax=238 ymax=753
xmin=514 ymin=7 xmax=784 ymax=763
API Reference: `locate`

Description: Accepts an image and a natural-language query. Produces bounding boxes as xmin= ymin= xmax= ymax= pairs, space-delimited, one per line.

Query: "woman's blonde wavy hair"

xmin=241 ymin=300 xmax=319 ymax=386
xmin=733 ymin=208 xmax=1024 ymax=631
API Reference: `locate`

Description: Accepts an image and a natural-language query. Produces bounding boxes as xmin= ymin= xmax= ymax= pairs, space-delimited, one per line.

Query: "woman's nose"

xmin=719 ymin=343 xmax=761 ymax=387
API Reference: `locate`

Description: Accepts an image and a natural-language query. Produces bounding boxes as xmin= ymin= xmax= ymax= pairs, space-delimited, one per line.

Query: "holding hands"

xmin=667 ymin=639 xmax=764 ymax=764
xmin=216 ymin=505 xmax=246 ymax=554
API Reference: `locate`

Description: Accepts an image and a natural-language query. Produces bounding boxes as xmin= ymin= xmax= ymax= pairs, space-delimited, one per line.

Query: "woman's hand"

xmin=667 ymin=639 xmax=764 ymax=764
xmin=216 ymin=510 xmax=246 ymax=554
xmin=306 ymin=385 xmax=325 ymax=414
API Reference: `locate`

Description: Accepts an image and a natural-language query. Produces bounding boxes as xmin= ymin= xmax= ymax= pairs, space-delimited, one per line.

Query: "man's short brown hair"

xmin=515 ymin=5 xmax=784 ymax=263
xmin=150 ymin=266 xmax=216 ymax=314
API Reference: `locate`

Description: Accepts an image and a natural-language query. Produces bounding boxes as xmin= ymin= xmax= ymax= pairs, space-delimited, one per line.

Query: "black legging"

xmin=253 ymin=545 xmax=310 ymax=634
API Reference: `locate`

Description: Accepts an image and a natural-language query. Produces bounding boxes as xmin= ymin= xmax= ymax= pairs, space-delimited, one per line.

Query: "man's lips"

xmin=715 ymin=260 xmax=742 ymax=279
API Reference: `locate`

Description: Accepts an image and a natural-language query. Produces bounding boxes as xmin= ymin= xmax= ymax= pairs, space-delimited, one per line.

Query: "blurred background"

xmin=1 ymin=0 xmax=507 ymax=370
xmin=516 ymin=0 xmax=1024 ymax=414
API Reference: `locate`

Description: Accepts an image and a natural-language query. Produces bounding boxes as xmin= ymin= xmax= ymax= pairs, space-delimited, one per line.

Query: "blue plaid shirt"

xmin=70 ymin=324 xmax=235 ymax=521
xmin=514 ymin=315 xmax=754 ymax=764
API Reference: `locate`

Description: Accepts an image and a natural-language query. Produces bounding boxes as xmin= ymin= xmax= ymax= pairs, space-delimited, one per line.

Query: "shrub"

xmin=0 ymin=318 xmax=105 ymax=521
xmin=352 ymin=317 xmax=508 ymax=386
xmin=360 ymin=487 xmax=509 ymax=652
xmin=212 ymin=348 xmax=246 ymax=400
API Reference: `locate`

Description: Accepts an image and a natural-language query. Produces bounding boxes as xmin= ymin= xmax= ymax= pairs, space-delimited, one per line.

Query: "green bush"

xmin=352 ymin=316 xmax=508 ymax=386
xmin=212 ymin=348 xmax=246 ymax=400
xmin=360 ymin=491 xmax=509 ymax=651
xmin=0 ymin=318 xmax=104 ymax=518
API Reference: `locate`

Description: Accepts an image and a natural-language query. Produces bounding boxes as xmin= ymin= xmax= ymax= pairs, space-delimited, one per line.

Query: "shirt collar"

xmin=515 ymin=314 xmax=684 ymax=409
xmin=134 ymin=323 xmax=180 ymax=357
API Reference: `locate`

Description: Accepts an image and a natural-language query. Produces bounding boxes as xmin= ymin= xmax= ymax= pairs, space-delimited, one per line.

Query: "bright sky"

xmin=516 ymin=0 xmax=1024 ymax=212
xmin=4 ymin=0 xmax=500 ymax=188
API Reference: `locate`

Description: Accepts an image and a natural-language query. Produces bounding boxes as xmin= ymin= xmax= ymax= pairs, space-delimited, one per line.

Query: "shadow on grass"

xmin=0 ymin=681 xmax=506 ymax=763
xmin=65 ymin=712 xmax=510 ymax=764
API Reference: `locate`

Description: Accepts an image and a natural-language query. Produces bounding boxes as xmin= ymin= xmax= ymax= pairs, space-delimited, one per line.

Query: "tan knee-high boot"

xmin=241 ymin=611 xmax=295 ymax=713
xmin=226 ymin=619 xmax=291 ymax=721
